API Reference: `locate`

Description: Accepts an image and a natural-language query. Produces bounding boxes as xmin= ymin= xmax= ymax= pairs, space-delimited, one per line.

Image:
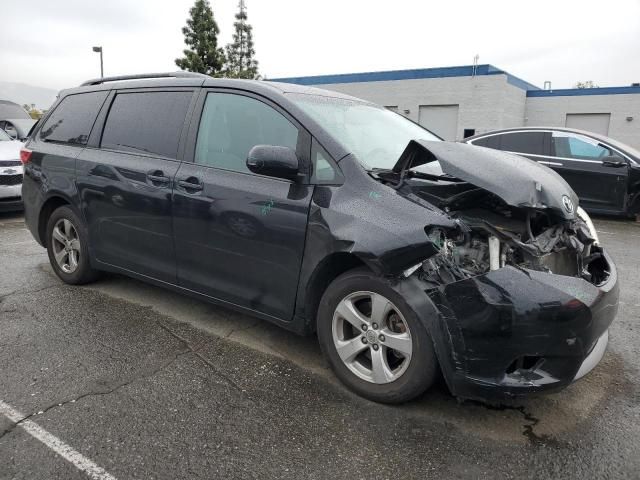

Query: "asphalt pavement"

xmin=1 ymin=211 xmax=639 ymax=479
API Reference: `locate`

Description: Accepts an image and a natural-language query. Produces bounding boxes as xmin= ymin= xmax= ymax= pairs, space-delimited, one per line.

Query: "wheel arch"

xmin=302 ymin=252 xmax=369 ymax=333
xmin=38 ymin=195 xmax=74 ymax=247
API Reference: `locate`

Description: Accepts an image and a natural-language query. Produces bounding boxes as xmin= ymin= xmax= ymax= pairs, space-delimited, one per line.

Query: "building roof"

xmin=271 ymin=64 xmax=540 ymax=90
xmin=271 ymin=64 xmax=640 ymax=97
xmin=526 ymin=86 xmax=640 ymax=97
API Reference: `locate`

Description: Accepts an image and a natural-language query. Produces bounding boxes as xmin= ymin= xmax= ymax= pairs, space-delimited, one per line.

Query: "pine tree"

xmin=224 ymin=0 xmax=260 ymax=79
xmin=175 ymin=0 xmax=226 ymax=76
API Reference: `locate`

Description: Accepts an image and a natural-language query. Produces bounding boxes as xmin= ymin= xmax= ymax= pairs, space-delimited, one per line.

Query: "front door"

xmin=172 ymin=91 xmax=313 ymax=320
xmin=77 ymin=89 xmax=195 ymax=282
xmin=549 ymin=131 xmax=629 ymax=213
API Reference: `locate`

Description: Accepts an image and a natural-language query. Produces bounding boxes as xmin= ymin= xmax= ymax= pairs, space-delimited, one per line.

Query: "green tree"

xmin=175 ymin=0 xmax=226 ymax=76
xmin=224 ymin=0 xmax=259 ymax=79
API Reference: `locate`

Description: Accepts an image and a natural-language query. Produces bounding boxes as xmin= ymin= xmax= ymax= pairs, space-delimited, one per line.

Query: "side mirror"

xmin=602 ymin=155 xmax=627 ymax=168
xmin=247 ymin=145 xmax=299 ymax=181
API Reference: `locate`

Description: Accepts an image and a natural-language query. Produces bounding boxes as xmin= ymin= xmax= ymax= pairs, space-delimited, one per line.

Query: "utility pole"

xmin=92 ymin=46 xmax=104 ymax=78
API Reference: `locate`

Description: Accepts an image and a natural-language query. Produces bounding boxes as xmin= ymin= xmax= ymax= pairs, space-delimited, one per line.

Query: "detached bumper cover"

xmin=424 ymin=251 xmax=618 ymax=402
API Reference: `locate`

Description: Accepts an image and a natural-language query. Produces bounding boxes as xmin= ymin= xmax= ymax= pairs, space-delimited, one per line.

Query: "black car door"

xmin=76 ymin=89 xmax=197 ymax=282
xmin=548 ymin=132 xmax=628 ymax=213
xmin=172 ymin=90 xmax=314 ymax=320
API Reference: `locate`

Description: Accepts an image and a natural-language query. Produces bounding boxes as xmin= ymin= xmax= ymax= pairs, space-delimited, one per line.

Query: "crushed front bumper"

xmin=421 ymin=250 xmax=619 ymax=402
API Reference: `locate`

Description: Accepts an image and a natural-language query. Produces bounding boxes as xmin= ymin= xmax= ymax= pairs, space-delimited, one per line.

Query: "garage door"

xmin=565 ymin=113 xmax=611 ymax=136
xmin=418 ymin=105 xmax=459 ymax=141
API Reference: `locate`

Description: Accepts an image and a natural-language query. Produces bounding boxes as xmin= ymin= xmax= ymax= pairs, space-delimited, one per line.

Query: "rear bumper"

xmin=423 ymin=250 xmax=618 ymax=402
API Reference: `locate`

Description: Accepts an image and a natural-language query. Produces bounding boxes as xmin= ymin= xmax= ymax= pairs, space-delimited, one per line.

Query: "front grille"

xmin=0 ymin=160 xmax=21 ymax=167
xmin=0 ymin=174 xmax=22 ymax=186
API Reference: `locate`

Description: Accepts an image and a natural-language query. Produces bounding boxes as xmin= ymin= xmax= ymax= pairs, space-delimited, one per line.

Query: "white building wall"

xmin=311 ymin=75 xmax=526 ymax=141
xmin=525 ymin=94 xmax=640 ymax=150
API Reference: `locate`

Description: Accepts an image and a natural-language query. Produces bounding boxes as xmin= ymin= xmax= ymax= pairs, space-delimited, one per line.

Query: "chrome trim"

xmin=503 ymin=151 xmax=606 ymax=164
xmin=538 ymin=160 xmax=563 ymax=166
xmin=468 ymin=130 xmax=637 ymax=165
xmin=573 ymin=330 xmax=608 ymax=381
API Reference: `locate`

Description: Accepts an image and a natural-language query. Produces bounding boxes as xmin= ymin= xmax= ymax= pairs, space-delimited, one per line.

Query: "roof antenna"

xmin=472 ymin=54 xmax=479 ymax=77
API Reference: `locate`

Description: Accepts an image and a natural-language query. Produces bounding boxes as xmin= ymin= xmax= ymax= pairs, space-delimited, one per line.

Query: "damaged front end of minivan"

xmin=361 ymin=141 xmax=619 ymax=401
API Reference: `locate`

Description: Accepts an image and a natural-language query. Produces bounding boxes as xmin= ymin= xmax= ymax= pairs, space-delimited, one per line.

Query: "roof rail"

xmin=80 ymin=71 xmax=209 ymax=87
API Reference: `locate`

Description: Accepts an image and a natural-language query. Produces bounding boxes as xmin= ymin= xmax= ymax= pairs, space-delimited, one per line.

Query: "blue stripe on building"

xmin=271 ymin=64 xmax=639 ymax=97
xmin=526 ymin=86 xmax=640 ymax=97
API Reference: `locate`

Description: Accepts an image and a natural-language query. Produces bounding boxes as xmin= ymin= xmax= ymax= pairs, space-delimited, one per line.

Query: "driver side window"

xmin=195 ymin=93 xmax=299 ymax=173
xmin=552 ymin=133 xmax=612 ymax=160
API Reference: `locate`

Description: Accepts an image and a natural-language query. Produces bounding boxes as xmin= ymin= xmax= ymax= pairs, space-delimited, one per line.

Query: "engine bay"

xmin=374 ymin=170 xmax=610 ymax=287
xmin=417 ymin=183 xmax=609 ymax=287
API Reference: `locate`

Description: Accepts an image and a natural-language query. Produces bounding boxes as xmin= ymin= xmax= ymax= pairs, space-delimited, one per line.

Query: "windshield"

xmin=288 ymin=93 xmax=441 ymax=170
xmin=0 ymin=129 xmax=12 ymax=141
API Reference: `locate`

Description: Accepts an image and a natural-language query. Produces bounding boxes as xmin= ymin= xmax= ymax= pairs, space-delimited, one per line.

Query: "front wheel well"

xmin=304 ymin=253 xmax=368 ymax=332
xmin=38 ymin=196 xmax=71 ymax=247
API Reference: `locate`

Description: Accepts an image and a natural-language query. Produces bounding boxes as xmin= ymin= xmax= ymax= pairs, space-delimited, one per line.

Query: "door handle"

xmin=147 ymin=170 xmax=171 ymax=185
xmin=177 ymin=178 xmax=203 ymax=192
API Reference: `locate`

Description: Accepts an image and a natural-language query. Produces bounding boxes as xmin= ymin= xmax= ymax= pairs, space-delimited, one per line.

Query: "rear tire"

xmin=317 ymin=268 xmax=438 ymax=404
xmin=46 ymin=206 xmax=99 ymax=285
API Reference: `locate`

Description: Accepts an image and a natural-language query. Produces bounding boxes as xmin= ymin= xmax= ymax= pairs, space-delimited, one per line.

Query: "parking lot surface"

xmin=1 ymin=212 xmax=639 ymax=479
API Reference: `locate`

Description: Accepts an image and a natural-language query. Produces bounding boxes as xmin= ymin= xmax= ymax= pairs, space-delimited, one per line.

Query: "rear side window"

xmin=497 ymin=132 xmax=547 ymax=155
xmin=40 ymin=91 xmax=108 ymax=145
xmin=101 ymin=91 xmax=193 ymax=159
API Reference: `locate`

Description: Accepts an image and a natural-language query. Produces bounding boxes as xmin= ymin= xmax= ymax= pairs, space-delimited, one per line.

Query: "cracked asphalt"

xmin=1 ymin=212 xmax=639 ymax=479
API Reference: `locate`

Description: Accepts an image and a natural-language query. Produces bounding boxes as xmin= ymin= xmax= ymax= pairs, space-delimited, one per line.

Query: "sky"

xmin=1 ymin=0 xmax=640 ymax=92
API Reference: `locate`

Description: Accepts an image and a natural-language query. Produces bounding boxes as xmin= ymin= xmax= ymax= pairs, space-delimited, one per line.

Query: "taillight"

xmin=20 ymin=148 xmax=32 ymax=165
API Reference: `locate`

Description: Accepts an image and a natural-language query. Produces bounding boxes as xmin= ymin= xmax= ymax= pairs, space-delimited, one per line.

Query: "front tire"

xmin=317 ymin=268 xmax=438 ymax=404
xmin=46 ymin=206 xmax=99 ymax=285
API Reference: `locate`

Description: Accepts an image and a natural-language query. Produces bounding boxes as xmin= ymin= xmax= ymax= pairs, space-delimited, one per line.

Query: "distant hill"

xmin=0 ymin=81 xmax=58 ymax=111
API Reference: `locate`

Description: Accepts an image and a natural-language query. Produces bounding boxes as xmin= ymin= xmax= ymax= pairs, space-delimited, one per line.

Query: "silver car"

xmin=0 ymin=128 xmax=24 ymax=212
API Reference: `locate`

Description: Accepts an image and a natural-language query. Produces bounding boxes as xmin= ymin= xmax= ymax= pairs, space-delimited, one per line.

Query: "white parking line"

xmin=0 ymin=400 xmax=117 ymax=480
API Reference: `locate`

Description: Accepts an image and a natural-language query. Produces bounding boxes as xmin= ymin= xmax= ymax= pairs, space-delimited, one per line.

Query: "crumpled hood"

xmin=393 ymin=140 xmax=579 ymax=220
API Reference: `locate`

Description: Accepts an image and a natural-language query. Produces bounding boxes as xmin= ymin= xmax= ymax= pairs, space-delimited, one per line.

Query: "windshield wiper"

xmin=371 ymin=168 xmax=461 ymax=190
xmin=407 ymin=169 xmax=462 ymax=182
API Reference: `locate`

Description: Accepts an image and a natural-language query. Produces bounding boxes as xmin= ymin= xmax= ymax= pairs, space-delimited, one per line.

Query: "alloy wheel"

xmin=51 ymin=218 xmax=81 ymax=274
xmin=332 ymin=291 xmax=413 ymax=384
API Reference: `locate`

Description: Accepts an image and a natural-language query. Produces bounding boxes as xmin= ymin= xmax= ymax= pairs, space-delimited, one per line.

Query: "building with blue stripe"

xmin=272 ymin=65 xmax=640 ymax=149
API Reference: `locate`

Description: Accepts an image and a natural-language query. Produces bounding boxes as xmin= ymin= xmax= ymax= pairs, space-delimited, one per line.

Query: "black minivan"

xmin=21 ymin=72 xmax=618 ymax=403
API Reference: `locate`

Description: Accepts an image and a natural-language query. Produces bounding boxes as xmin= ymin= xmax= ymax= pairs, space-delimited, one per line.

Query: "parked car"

xmin=21 ymin=73 xmax=618 ymax=403
xmin=0 ymin=128 xmax=24 ymax=212
xmin=0 ymin=100 xmax=37 ymax=141
xmin=464 ymin=127 xmax=640 ymax=218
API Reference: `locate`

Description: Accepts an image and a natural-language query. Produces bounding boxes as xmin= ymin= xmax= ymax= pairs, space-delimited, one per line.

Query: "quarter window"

xmin=101 ymin=91 xmax=193 ymax=159
xmin=195 ymin=93 xmax=299 ymax=173
xmin=311 ymin=139 xmax=339 ymax=183
xmin=40 ymin=91 xmax=108 ymax=145
xmin=470 ymin=135 xmax=501 ymax=149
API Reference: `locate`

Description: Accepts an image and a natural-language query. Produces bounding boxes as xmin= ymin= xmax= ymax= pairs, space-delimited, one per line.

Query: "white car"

xmin=0 ymin=128 xmax=24 ymax=212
